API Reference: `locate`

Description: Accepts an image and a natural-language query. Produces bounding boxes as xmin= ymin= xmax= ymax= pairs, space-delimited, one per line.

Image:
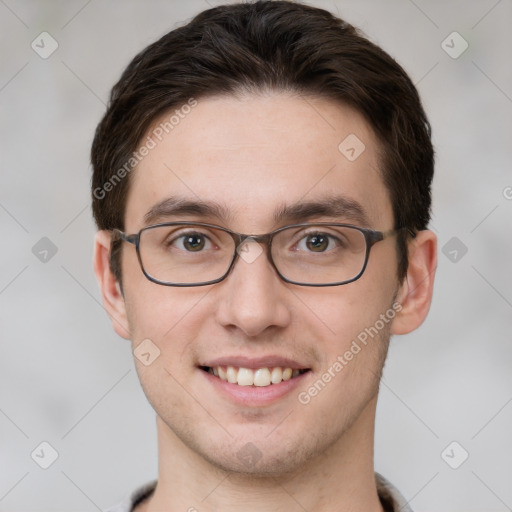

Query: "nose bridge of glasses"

xmin=234 ymin=233 xmax=273 ymax=264
xmin=234 ymin=232 xmax=272 ymax=251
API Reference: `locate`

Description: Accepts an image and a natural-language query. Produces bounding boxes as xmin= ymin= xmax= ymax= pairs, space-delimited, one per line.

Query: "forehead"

xmin=125 ymin=92 xmax=393 ymax=231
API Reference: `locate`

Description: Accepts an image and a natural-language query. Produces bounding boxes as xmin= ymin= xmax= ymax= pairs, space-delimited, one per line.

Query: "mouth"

xmin=200 ymin=365 xmax=311 ymax=387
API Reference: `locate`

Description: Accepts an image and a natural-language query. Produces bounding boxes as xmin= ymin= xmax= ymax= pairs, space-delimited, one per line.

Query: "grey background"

xmin=1 ymin=0 xmax=511 ymax=510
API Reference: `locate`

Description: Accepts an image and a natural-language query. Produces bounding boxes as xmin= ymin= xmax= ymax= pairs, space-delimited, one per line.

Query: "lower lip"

xmin=199 ymin=368 xmax=310 ymax=406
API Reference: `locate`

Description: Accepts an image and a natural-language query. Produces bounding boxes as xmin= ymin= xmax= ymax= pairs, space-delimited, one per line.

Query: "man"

xmin=92 ymin=1 xmax=437 ymax=511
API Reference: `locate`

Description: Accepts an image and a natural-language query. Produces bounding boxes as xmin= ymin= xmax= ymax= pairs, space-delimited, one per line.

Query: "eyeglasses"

xmin=112 ymin=221 xmax=406 ymax=287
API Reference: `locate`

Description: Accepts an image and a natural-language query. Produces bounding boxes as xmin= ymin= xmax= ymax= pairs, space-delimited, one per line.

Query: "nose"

xmin=214 ymin=240 xmax=292 ymax=338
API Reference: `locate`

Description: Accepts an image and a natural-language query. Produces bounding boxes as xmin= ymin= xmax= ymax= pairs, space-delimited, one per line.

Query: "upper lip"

xmin=200 ymin=355 xmax=310 ymax=370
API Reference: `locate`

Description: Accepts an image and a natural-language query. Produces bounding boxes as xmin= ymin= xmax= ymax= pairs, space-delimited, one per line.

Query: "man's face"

xmin=120 ymin=93 xmax=400 ymax=474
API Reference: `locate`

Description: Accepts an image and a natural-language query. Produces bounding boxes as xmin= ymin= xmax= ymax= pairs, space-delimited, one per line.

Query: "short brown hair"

xmin=91 ymin=0 xmax=434 ymax=283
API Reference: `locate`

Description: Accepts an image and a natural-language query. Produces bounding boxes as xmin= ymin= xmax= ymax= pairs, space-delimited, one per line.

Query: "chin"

xmin=202 ymin=444 xmax=312 ymax=477
xmin=191 ymin=425 xmax=336 ymax=479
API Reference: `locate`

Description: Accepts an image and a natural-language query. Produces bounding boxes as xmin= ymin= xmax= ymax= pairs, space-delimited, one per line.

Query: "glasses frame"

xmin=112 ymin=221 xmax=411 ymax=287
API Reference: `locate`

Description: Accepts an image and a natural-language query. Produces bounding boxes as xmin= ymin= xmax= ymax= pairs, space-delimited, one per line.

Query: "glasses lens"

xmin=272 ymin=225 xmax=368 ymax=285
xmin=139 ymin=224 xmax=235 ymax=284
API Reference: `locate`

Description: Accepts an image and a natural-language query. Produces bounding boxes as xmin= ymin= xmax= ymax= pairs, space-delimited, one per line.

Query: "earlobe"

xmin=392 ymin=230 xmax=437 ymax=335
xmin=93 ymin=230 xmax=131 ymax=340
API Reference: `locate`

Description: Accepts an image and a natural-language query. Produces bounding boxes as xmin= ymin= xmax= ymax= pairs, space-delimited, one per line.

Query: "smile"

xmin=201 ymin=366 xmax=310 ymax=387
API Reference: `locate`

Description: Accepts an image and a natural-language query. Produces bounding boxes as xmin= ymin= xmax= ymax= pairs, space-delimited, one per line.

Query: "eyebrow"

xmin=143 ymin=195 xmax=371 ymax=227
xmin=143 ymin=196 xmax=233 ymax=225
xmin=273 ymin=196 xmax=370 ymax=226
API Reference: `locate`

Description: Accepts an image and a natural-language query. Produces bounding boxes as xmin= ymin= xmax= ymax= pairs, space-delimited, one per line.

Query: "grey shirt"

xmin=105 ymin=473 xmax=412 ymax=512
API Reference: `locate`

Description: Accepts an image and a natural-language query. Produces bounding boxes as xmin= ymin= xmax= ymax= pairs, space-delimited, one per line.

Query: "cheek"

xmin=121 ymin=248 xmax=192 ymax=339
xmin=126 ymin=287 xmax=205 ymax=344
xmin=302 ymin=273 xmax=397 ymax=352
xmin=296 ymin=270 xmax=398 ymax=406
xmin=296 ymin=289 xmax=395 ymax=417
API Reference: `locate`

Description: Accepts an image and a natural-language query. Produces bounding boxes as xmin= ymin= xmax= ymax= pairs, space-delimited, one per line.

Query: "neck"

xmin=142 ymin=395 xmax=383 ymax=512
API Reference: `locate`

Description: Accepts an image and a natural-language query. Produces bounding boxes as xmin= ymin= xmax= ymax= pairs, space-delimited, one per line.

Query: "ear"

xmin=93 ymin=230 xmax=131 ymax=340
xmin=392 ymin=230 xmax=437 ymax=335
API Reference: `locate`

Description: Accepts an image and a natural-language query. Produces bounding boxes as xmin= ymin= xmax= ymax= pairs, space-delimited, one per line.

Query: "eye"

xmin=171 ymin=232 xmax=212 ymax=252
xmin=297 ymin=232 xmax=338 ymax=252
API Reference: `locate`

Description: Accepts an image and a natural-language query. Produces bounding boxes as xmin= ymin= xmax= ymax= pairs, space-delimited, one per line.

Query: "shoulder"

xmin=105 ymin=480 xmax=157 ymax=512
xmin=375 ymin=473 xmax=413 ymax=512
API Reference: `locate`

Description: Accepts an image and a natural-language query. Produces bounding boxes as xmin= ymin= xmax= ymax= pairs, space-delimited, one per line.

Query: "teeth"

xmin=207 ymin=366 xmax=305 ymax=387
xmin=226 ymin=366 xmax=238 ymax=384
xmin=218 ymin=366 xmax=227 ymax=381
xmin=237 ymin=368 xmax=254 ymax=386
xmin=253 ymin=368 xmax=271 ymax=387
xmin=282 ymin=368 xmax=293 ymax=381
xmin=271 ymin=367 xmax=283 ymax=384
